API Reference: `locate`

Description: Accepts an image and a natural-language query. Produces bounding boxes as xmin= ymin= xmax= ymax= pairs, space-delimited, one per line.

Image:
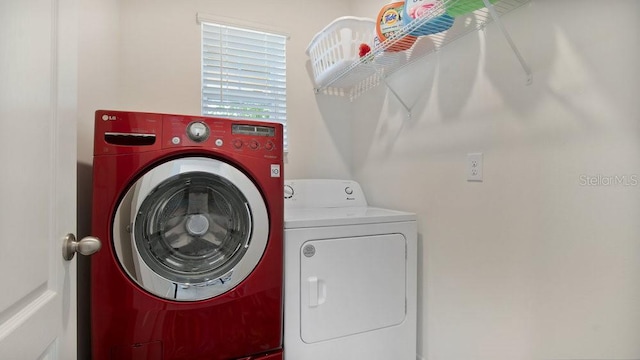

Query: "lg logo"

xmin=102 ymin=114 xmax=117 ymax=121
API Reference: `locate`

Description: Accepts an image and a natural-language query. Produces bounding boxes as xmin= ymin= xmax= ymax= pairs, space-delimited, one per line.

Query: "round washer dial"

xmin=186 ymin=121 xmax=210 ymax=142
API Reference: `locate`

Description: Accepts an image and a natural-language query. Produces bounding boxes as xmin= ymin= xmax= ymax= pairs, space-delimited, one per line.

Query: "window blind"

xmin=201 ymin=22 xmax=288 ymax=151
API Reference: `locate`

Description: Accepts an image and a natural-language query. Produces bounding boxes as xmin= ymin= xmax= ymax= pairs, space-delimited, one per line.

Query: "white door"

xmin=0 ymin=0 xmax=80 ymax=358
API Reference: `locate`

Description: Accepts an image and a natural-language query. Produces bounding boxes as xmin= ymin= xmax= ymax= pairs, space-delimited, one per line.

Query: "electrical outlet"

xmin=467 ymin=153 xmax=483 ymax=182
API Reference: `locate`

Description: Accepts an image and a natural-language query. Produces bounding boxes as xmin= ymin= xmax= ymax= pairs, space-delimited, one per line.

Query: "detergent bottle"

xmin=376 ymin=2 xmax=417 ymax=51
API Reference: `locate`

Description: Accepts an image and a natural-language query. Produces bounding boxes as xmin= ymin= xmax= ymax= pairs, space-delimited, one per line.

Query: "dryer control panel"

xmin=284 ymin=179 xmax=368 ymax=209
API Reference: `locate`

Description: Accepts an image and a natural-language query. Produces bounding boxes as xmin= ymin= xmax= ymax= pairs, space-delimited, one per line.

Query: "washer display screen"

xmin=232 ymin=124 xmax=275 ymax=137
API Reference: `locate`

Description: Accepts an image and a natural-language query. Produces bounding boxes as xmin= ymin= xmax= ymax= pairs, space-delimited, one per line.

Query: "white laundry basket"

xmin=306 ymin=16 xmax=376 ymax=88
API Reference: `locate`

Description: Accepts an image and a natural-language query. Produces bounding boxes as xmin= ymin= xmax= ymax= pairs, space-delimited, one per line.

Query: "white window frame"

xmin=199 ymin=14 xmax=288 ymax=151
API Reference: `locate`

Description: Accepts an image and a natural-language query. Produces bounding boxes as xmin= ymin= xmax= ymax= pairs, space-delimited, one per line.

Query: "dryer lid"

xmin=284 ymin=206 xmax=415 ymax=228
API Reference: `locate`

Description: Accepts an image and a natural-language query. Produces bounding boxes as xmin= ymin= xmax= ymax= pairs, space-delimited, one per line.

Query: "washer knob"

xmin=186 ymin=121 xmax=210 ymax=142
xmin=249 ymin=140 xmax=259 ymax=150
xmin=345 ymin=187 xmax=354 ymax=195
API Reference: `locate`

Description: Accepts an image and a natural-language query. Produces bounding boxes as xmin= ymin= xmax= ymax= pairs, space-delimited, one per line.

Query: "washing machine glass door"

xmin=113 ymin=157 xmax=269 ymax=301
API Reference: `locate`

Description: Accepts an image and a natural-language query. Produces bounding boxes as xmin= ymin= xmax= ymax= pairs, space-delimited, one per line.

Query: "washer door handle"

xmin=62 ymin=233 xmax=102 ymax=261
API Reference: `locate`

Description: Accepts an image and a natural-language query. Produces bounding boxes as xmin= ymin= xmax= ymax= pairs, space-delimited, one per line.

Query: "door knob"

xmin=62 ymin=233 xmax=102 ymax=261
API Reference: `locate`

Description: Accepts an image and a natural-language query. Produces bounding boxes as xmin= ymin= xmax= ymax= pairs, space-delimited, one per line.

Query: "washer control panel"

xmin=162 ymin=115 xmax=280 ymax=158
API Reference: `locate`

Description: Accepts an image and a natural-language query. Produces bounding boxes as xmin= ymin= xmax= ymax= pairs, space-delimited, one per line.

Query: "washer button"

xmin=232 ymin=139 xmax=243 ymax=149
xmin=345 ymin=187 xmax=354 ymax=195
xmin=215 ymin=139 xmax=223 ymax=147
xmin=171 ymin=137 xmax=180 ymax=145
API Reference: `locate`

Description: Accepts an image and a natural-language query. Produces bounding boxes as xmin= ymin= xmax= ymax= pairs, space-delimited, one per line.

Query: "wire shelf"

xmin=312 ymin=0 xmax=531 ymax=100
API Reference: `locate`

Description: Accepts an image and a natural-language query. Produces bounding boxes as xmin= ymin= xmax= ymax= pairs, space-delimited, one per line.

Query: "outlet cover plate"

xmin=467 ymin=153 xmax=483 ymax=182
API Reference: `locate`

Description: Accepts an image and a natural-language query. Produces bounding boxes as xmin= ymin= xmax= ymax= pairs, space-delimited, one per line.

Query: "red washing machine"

xmin=91 ymin=110 xmax=284 ymax=360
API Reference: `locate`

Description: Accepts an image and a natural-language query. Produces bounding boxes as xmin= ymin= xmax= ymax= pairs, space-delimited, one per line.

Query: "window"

xmin=201 ymin=20 xmax=288 ymax=151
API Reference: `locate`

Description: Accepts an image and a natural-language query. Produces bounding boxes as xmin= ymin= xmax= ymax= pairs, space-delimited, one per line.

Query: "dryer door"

xmin=299 ymin=233 xmax=407 ymax=343
xmin=113 ymin=157 xmax=269 ymax=301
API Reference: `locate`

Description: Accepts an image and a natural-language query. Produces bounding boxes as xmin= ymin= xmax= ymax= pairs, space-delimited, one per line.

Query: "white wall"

xmin=77 ymin=0 xmax=120 ymax=167
xmin=346 ymin=0 xmax=640 ymax=359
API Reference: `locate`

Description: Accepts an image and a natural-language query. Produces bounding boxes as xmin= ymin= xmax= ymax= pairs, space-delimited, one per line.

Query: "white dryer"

xmin=283 ymin=179 xmax=417 ymax=360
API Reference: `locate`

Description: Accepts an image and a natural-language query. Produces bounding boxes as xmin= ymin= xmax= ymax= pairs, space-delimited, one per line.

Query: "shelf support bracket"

xmin=483 ymin=0 xmax=532 ymax=85
xmin=384 ymin=78 xmax=412 ymax=120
